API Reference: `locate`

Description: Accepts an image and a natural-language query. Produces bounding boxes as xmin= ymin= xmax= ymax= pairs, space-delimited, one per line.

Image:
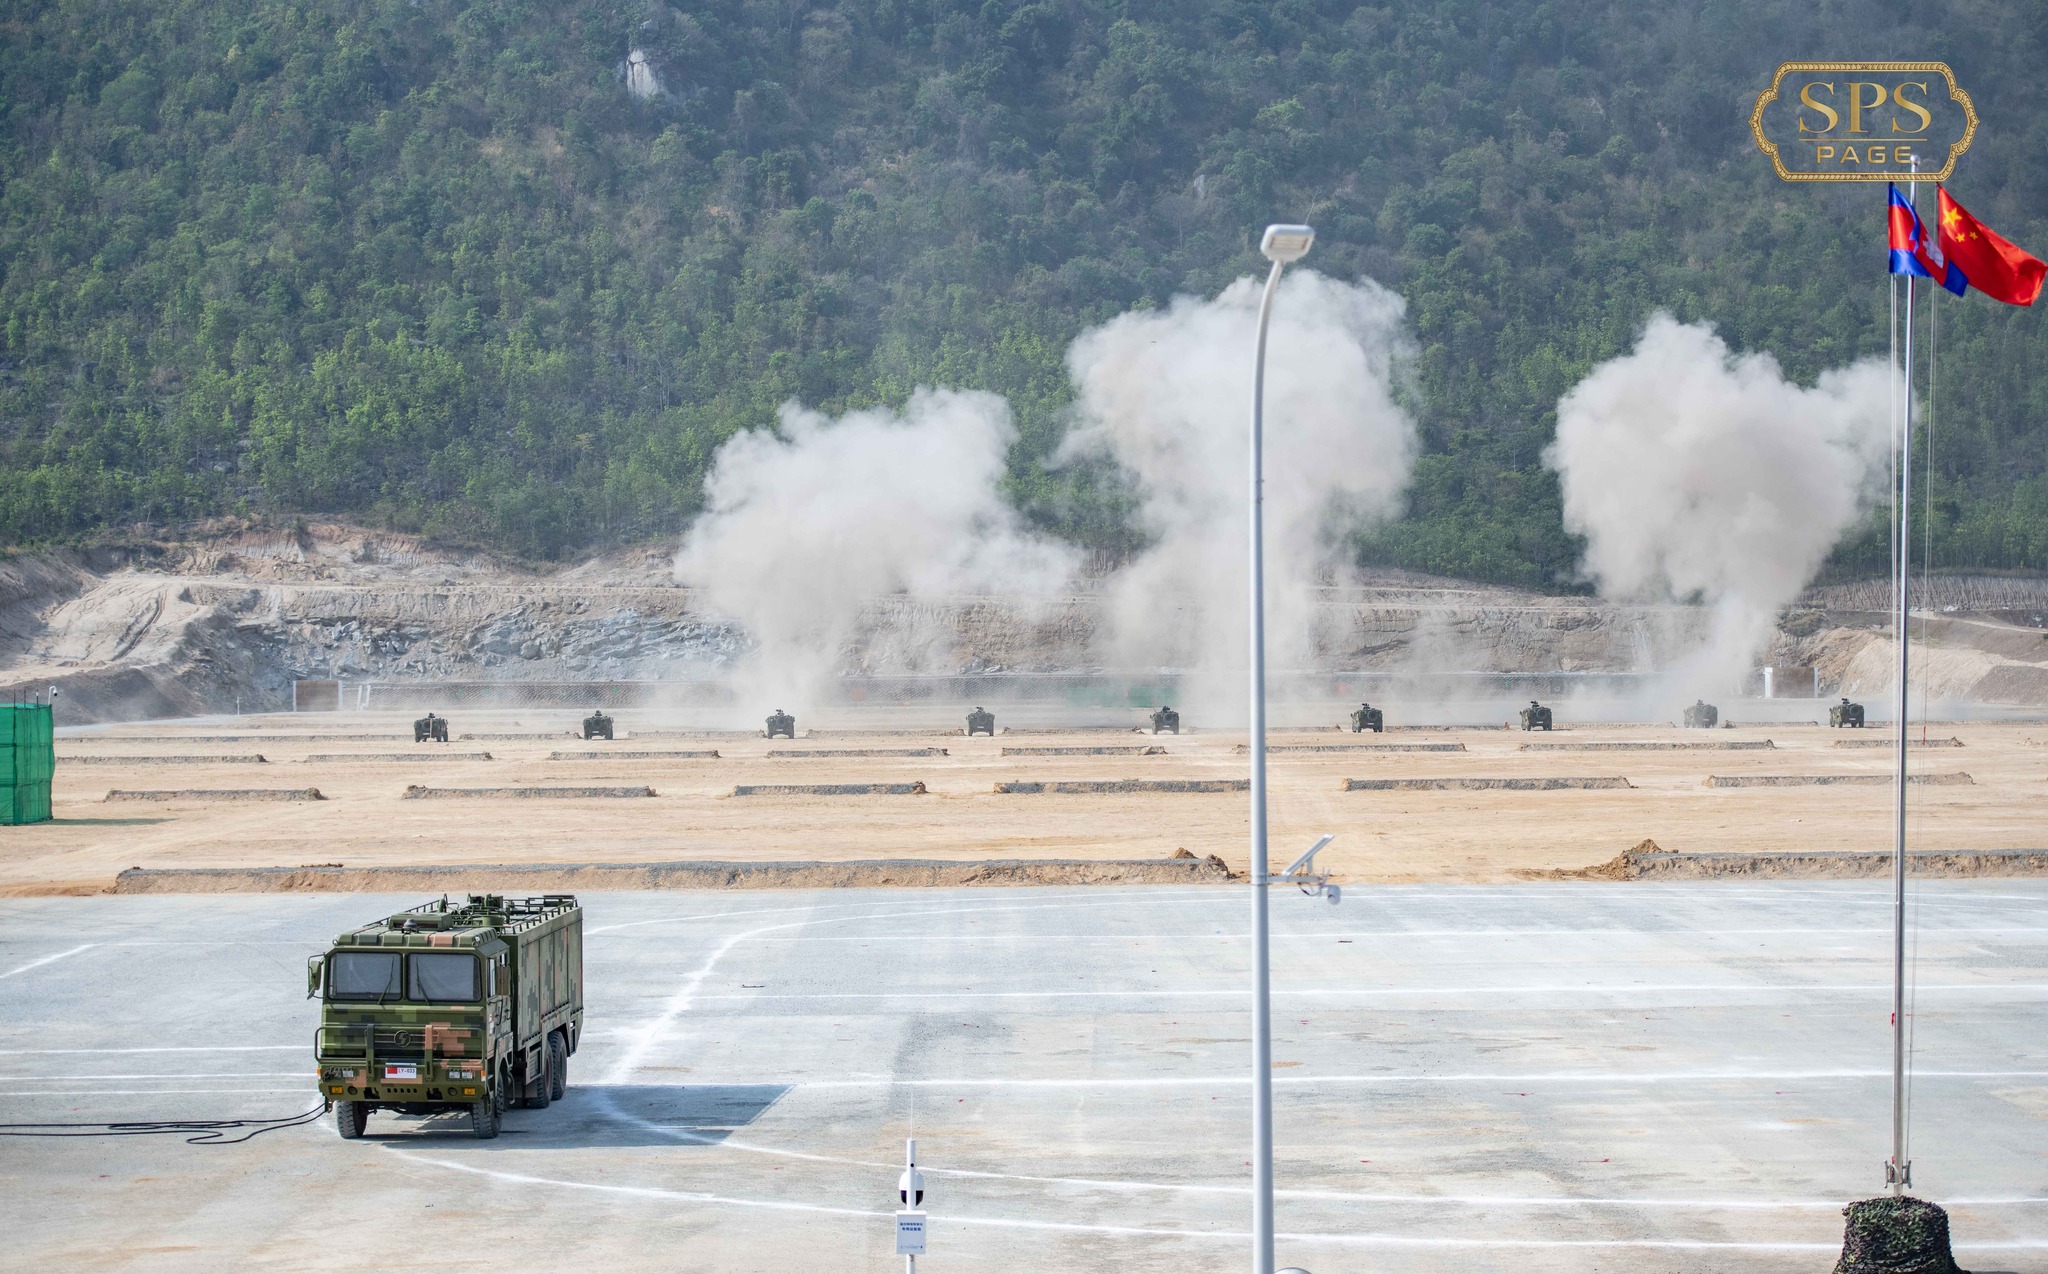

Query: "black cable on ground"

xmin=0 ymin=1104 xmax=327 ymax=1144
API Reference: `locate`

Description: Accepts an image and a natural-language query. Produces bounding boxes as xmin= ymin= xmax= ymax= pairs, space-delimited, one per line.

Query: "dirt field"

xmin=6 ymin=710 xmax=2041 ymax=895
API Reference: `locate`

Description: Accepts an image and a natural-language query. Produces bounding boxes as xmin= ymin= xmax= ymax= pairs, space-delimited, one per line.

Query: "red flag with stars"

xmin=1937 ymin=188 xmax=2046 ymax=306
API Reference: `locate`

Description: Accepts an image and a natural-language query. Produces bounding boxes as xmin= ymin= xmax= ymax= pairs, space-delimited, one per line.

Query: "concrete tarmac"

xmin=3 ymin=883 xmax=2045 ymax=1272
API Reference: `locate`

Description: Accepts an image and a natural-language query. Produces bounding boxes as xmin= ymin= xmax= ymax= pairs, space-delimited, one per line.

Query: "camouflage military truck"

xmin=1830 ymin=698 xmax=1866 ymax=728
xmin=766 ymin=709 xmax=797 ymax=739
xmin=1150 ymin=705 xmax=1180 ymax=735
xmin=309 ymin=894 xmax=583 ymax=1141
xmin=1682 ymin=700 xmax=1719 ymax=729
xmin=1519 ymin=700 xmax=1553 ymax=731
xmin=965 ymin=706 xmax=996 ymax=737
xmin=413 ymin=713 xmax=449 ymax=743
xmin=1349 ymin=702 xmax=1384 ymax=733
xmin=582 ymin=710 xmax=614 ymax=740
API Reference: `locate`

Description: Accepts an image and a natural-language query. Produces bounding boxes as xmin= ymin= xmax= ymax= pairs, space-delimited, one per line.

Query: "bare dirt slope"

xmin=7 ymin=522 xmax=2046 ymax=721
xmin=9 ymin=712 xmax=2043 ymax=894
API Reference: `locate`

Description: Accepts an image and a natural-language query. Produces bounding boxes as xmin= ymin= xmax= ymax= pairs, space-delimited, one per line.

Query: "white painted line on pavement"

xmin=633 ymin=1069 xmax=2048 ymax=1089
xmin=586 ymin=1103 xmax=2048 ymax=1212
xmin=713 ymin=926 xmax=2048 ymax=943
xmin=395 ymin=1154 xmax=2048 ymax=1253
xmin=0 ymin=1072 xmax=307 ymax=1080
xmin=0 ymin=1087 xmax=307 ymax=1096
xmin=0 ymin=1045 xmax=300 ymax=1055
xmin=0 ymin=944 xmax=97 ymax=981
xmin=675 ymin=982 xmax=2048 ymax=1002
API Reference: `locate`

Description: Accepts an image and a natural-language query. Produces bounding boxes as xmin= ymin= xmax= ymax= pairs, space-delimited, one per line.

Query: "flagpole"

xmin=1888 ymin=159 xmax=1918 ymax=1197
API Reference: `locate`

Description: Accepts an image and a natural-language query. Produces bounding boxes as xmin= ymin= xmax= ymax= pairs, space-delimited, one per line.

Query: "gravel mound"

xmin=1243 ymin=743 xmax=1466 ymax=753
xmin=768 ymin=748 xmax=949 ymax=758
xmin=402 ymin=784 xmax=654 ymax=798
xmin=300 ymin=752 xmax=494 ymax=762
xmin=731 ymin=782 xmax=928 ymax=796
xmin=104 ymin=788 xmax=324 ymax=802
xmin=548 ymin=749 xmax=719 ymax=760
xmin=994 ymin=779 xmax=1249 ymax=794
xmin=1520 ymin=740 xmax=1775 ymax=751
xmin=1001 ymin=746 xmax=1167 ymax=756
xmin=1344 ymin=776 xmax=1631 ymax=791
xmin=66 ymin=754 xmax=267 ymax=764
xmin=1703 ymin=773 xmax=1973 ymax=787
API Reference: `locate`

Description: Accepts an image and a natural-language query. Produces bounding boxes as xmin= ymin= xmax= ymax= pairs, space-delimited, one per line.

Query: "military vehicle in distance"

xmin=413 ymin=712 xmax=449 ymax=743
xmin=1519 ymin=700 xmax=1554 ymax=731
xmin=309 ymin=894 xmax=583 ymax=1141
xmin=766 ymin=709 xmax=797 ymax=739
xmin=1830 ymin=698 xmax=1866 ymax=728
xmin=965 ymin=706 xmax=996 ymax=736
xmin=1150 ymin=705 xmax=1180 ymax=735
xmin=1349 ymin=702 xmax=1384 ymax=733
xmin=1682 ymin=700 xmax=1719 ymax=729
xmin=582 ymin=710 xmax=614 ymax=740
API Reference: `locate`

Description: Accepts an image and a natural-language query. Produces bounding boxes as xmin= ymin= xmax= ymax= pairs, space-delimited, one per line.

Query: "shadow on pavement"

xmin=355 ymin=1084 xmax=795 ymax=1148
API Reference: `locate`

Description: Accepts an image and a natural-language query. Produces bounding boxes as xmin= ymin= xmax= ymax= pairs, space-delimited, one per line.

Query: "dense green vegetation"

xmin=3 ymin=0 xmax=2045 ymax=580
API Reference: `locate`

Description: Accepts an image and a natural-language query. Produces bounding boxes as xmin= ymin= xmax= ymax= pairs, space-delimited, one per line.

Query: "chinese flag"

xmin=1937 ymin=188 xmax=2046 ymax=306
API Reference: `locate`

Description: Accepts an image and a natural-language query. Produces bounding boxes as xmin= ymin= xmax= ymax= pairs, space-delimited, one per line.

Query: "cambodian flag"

xmin=1889 ymin=184 xmax=1968 ymax=296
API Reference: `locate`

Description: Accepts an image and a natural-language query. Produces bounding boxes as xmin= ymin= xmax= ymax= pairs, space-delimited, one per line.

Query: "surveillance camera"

xmin=898 ymin=1166 xmax=924 ymax=1206
xmin=1325 ymin=883 xmax=1341 ymax=906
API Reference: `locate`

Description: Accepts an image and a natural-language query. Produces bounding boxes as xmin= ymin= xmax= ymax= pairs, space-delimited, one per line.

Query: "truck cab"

xmin=309 ymin=894 xmax=582 ymax=1140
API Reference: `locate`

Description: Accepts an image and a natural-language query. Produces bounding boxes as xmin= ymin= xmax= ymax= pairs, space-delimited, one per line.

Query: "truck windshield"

xmin=328 ymin=952 xmax=401 ymax=1001
xmin=408 ymin=952 xmax=479 ymax=1002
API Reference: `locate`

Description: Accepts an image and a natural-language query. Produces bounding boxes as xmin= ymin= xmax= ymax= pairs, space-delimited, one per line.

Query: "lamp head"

xmin=1260 ymin=224 xmax=1315 ymax=264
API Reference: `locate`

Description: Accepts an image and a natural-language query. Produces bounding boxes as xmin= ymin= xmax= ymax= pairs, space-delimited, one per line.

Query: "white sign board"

xmin=895 ymin=1210 xmax=928 ymax=1255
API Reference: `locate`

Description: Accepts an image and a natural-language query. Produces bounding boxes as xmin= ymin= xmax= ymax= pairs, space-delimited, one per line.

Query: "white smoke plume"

xmin=1061 ymin=270 xmax=1417 ymax=719
xmin=674 ymin=389 xmax=1080 ymax=720
xmin=1545 ymin=313 xmax=1894 ymax=701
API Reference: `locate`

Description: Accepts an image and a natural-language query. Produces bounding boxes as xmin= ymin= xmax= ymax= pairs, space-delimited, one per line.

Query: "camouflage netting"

xmin=1835 ymin=1197 xmax=1967 ymax=1274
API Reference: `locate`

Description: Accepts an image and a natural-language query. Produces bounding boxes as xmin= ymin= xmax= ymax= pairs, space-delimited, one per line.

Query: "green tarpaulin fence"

xmin=1 ymin=703 xmax=55 ymax=825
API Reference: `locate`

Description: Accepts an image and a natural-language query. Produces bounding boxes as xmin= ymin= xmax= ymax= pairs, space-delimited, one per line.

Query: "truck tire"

xmin=334 ymin=1100 xmax=368 ymax=1139
xmin=525 ymin=1047 xmax=552 ymax=1110
xmin=470 ymin=1093 xmax=500 ymax=1139
xmin=548 ymin=1031 xmax=567 ymax=1101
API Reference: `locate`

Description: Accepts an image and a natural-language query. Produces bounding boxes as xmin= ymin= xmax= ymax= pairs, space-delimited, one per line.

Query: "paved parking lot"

xmin=4 ymin=883 xmax=2045 ymax=1272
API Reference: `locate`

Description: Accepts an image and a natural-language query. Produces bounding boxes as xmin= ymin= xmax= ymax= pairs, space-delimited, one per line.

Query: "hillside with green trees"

xmin=3 ymin=0 xmax=2045 ymax=581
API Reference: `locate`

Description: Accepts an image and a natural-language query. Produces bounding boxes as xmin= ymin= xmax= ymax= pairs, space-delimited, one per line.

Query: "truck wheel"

xmin=525 ymin=1049 xmax=552 ymax=1110
xmin=470 ymin=1094 xmax=499 ymax=1139
xmin=548 ymin=1031 xmax=567 ymax=1101
xmin=335 ymin=1100 xmax=368 ymax=1139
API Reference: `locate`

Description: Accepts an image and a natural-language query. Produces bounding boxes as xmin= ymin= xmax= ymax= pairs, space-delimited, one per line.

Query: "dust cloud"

xmin=1545 ymin=313 xmax=1893 ymax=705
xmin=673 ymin=389 xmax=1079 ymax=721
xmin=1061 ymin=270 xmax=1418 ymax=721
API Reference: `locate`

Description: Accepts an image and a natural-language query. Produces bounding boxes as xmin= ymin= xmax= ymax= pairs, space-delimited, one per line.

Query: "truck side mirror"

xmin=306 ymin=956 xmax=323 ymax=999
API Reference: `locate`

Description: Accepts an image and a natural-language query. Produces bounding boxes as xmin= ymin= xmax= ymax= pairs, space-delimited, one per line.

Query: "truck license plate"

xmin=383 ymin=1064 xmax=418 ymax=1082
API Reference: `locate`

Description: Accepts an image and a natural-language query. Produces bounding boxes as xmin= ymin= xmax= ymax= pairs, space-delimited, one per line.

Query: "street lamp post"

xmin=1248 ymin=222 xmax=1314 ymax=1274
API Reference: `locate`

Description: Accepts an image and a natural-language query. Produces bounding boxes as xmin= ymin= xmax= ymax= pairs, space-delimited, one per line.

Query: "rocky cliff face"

xmin=3 ymin=522 xmax=2043 ymax=721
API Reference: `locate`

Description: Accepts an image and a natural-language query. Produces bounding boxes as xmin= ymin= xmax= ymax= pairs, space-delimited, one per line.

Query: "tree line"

xmin=2 ymin=0 xmax=2043 ymax=580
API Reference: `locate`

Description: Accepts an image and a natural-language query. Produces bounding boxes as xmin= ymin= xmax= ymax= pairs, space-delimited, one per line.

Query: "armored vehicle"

xmin=1830 ymin=698 xmax=1866 ymax=728
xmin=582 ymin=710 xmax=614 ymax=740
xmin=965 ymin=706 xmax=996 ymax=737
xmin=1349 ymin=702 xmax=1384 ymax=733
xmin=414 ymin=713 xmax=449 ymax=743
xmin=1150 ymin=705 xmax=1180 ymax=735
xmin=765 ymin=709 xmax=797 ymax=739
xmin=1682 ymin=700 xmax=1719 ymax=729
xmin=309 ymin=894 xmax=583 ymax=1141
xmin=1519 ymin=700 xmax=1553 ymax=731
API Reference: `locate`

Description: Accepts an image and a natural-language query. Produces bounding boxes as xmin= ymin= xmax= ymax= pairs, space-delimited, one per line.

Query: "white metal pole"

xmin=1248 ymin=255 xmax=1285 ymax=1274
xmin=906 ymin=1136 xmax=918 ymax=1273
xmin=1889 ymin=162 xmax=1918 ymax=1195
